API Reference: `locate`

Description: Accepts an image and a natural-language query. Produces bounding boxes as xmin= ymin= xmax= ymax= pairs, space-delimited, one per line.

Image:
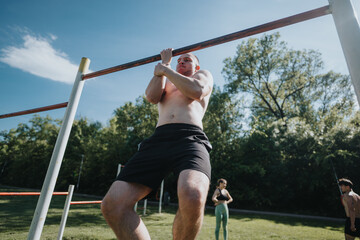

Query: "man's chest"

xmin=163 ymin=84 xmax=189 ymax=102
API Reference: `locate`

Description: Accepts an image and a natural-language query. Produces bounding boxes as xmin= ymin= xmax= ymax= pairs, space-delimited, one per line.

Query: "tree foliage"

xmin=222 ymin=33 xmax=354 ymax=128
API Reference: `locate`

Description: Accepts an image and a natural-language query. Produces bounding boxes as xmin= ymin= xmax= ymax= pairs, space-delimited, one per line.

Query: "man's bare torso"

xmin=157 ymin=77 xmax=210 ymax=129
xmin=343 ymin=191 xmax=360 ymax=217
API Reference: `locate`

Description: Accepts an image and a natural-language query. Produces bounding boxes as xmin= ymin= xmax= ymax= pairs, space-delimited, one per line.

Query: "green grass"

xmin=0 ymin=187 xmax=344 ymax=239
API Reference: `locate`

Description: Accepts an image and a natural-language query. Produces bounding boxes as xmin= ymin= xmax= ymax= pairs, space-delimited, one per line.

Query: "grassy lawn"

xmin=0 ymin=187 xmax=344 ymax=239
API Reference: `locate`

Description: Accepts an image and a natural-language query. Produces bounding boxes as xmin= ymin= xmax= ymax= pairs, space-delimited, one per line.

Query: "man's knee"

xmin=179 ymin=186 xmax=206 ymax=207
xmin=178 ymin=172 xmax=209 ymax=211
xmin=101 ymin=195 xmax=120 ymax=214
xmin=101 ymin=189 xmax=128 ymax=219
xmin=101 ymin=181 xmax=149 ymax=219
xmin=101 ymin=198 xmax=116 ymax=219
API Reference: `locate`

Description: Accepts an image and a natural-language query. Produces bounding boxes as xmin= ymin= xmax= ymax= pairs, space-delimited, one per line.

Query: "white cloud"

xmin=49 ymin=34 xmax=58 ymax=41
xmin=0 ymin=34 xmax=79 ymax=84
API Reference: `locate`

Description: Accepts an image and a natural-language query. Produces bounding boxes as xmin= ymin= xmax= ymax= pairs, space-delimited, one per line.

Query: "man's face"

xmin=176 ymin=53 xmax=199 ymax=76
xmin=340 ymin=184 xmax=349 ymax=193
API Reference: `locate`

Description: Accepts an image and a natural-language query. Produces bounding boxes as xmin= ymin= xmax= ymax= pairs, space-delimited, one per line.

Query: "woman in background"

xmin=212 ymin=178 xmax=233 ymax=240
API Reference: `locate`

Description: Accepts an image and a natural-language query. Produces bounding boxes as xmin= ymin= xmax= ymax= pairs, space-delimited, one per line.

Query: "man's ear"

xmin=195 ymin=65 xmax=200 ymax=71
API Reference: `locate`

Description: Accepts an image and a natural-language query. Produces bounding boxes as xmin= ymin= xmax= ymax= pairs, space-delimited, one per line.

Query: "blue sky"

xmin=1 ymin=0 xmax=359 ymax=132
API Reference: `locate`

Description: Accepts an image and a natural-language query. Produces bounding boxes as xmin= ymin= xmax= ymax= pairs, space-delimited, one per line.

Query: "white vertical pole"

xmin=134 ymin=202 xmax=138 ymax=212
xmin=159 ymin=180 xmax=164 ymax=213
xmin=329 ymin=0 xmax=360 ymax=105
xmin=57 ymin=185 xmax=75 ymax=240
xmin=76 ymin=154 xmax=84 ymax=191
xmin=117 ymin=164 xmax=122 ymax=177
xmin=143 ymin=199 xmax=147 ymax=215
xmin=27 ymin=58 xmax=90 ymax=240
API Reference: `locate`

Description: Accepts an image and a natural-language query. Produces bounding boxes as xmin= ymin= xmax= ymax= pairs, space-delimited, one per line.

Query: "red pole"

xmin=82 ymin=5 xmax=330 ymax=80
xmin=0 ymin=192 xmax=68 ymax=196
xmin=70 ymin=200 xmax=102 ymax=205
xmin=0 ymin=102 xmax=68 ymax=119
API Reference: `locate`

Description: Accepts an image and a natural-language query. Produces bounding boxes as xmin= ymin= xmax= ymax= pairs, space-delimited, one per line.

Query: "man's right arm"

xmin=145 ymin=75 xmax=166 ymax=104
xmin=145 ymin=48 xmax=173 ymax=104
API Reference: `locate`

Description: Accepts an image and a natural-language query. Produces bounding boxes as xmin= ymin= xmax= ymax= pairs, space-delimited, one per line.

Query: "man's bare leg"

xmin=101 ymin=181 xmax=152 ymax=240
xmin=173 ymin=169 xmax=209 ymax=240
xmin=345 ymin=234 xmax=355 ymax=240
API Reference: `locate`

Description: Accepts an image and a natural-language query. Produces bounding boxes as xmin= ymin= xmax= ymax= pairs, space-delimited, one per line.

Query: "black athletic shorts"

xmin=116 ymin=123 xmax=212 ymax=189
xmin=345 ymin=217 xmax=360 ymax=237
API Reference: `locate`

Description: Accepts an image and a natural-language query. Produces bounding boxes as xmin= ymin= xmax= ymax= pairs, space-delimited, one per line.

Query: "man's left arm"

xmin=347 ymin=195 xmax=357 ymax=231
xmin=155 ymin=64 xmax=213 ymax=101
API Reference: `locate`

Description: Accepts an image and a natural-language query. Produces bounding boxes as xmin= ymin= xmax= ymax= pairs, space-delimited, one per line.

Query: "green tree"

xmin=77 ymin=96 xmax=158 ymax=195
xmin=57 ymin=118 xmax=102 ymax=190
xmin=0 ymin=115 xmax=59 ymax=188
xmin=202 ymin=86 xmax=246 ymax=204
xmin=220 ymin=32 xmax=358 ymax=215
xmin=222 ymin=33 xmax=354 ymax=128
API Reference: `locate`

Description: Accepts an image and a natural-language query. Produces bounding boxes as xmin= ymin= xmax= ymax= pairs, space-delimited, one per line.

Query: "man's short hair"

xmin=188 ymin=53 xmax=200 ymax=66
xmin=339 ymin=178 xmax=353 ymax=188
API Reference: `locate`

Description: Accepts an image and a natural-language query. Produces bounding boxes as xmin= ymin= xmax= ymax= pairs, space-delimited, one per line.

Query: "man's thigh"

xmin=177 ymin=169 xmax=209 ymax=203
xmin=103 ymin=180 xmax=152 ymax=206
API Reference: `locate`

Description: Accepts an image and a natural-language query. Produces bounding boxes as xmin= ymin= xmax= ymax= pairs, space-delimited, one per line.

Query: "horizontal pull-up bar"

xmin=82 ymin=5 xmax=331 ymax=80
xmin=0 ymin=102 xmax=68 ymax=119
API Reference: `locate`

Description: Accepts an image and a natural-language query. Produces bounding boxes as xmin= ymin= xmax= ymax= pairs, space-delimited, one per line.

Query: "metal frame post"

xmin=27 ymin=58 xmax=90 ymax=240
xmin=57 ymin=185 xmax=75 ymax=240
xmin=76 ymin=154 xmax=84 ymax=191
xmin=159 ymin=180 xmax=164 ymax=213
xmin=117 ymin=163 xmax=122 ymax=177
xmin=143 ymin=199 xmax=147 ymax=215
xmin=329 ymin=0 xmax=360 ymax=105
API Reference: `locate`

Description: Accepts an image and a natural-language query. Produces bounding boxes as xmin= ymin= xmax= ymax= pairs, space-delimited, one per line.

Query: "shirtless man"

xmin=101 ymin=48 xmax=213 ymax=240
xmin=339 ymin=178 xmax=360 ymax=239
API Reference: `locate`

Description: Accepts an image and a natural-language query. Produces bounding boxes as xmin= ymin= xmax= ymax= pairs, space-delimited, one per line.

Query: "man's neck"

xmin=345 ymin=190 xmax=352 ymax=195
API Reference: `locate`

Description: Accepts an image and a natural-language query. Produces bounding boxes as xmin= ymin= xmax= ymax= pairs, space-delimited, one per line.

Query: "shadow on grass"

xmin=138 ymin=204 xmax=343 ymax=234
xmin=142 ymin=204 xmax=342 ymax=229
xmin=1 ymin=186 xmax=343 ymax=236
xmin=203 ymin=208 xmax=343 ymax=232
xmin=0 ymin=194 xmax=68 ymax=232
xmin=0 ymin=189 xmax=105 ymax=232
xmin=65 ymin=205 xmax=106 ymax=227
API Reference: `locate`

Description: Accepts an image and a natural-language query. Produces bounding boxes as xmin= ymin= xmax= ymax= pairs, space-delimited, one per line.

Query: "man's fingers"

xmin=162 ymin=48 xmax=173 ymax=53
